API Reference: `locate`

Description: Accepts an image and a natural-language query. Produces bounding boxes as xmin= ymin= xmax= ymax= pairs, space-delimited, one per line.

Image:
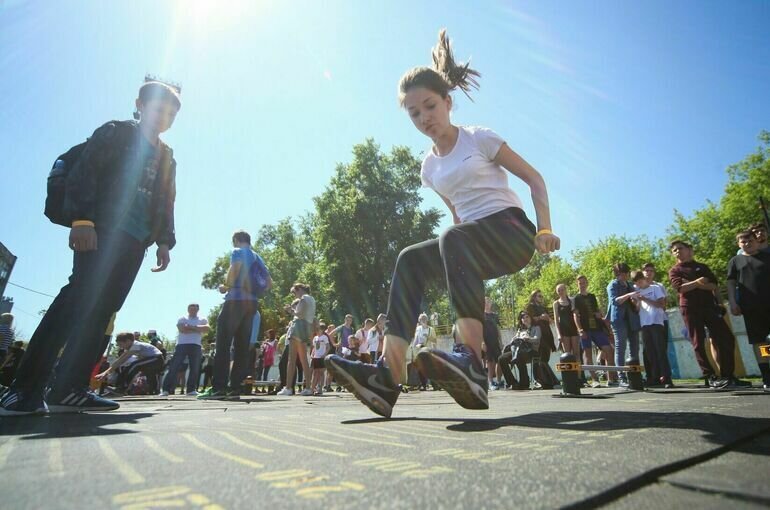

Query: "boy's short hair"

xmin=291 ymin=282 xmax=311 ymax=293
xmin=576 ymin=275 xmax=587 ymax=281
xmin=116 ymin=332 xmax=135 ymax=343
xmin=642 ymin=262 xmax=655 ymax=270
xmin=668 ymin=239 xmax=692 ymax=250
xmin=345 ymin=314 xmax=353 ymax=319
xmin=613 ymin=262 xmax=631 ymax=275
xmin=138 ymin=81 xmax=181 ymax=111
xmin=232 ymin=230 xmax=251 ymax=245
xmin=736 ymin=230 xmax=755 ymax=241
xmin=630 ymin=270 xmax=646 ymax=282
xmin=364 ymin=318 xmax=375 ymax=326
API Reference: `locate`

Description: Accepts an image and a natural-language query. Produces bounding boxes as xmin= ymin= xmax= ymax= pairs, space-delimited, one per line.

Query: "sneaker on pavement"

xmin=158 ymin=390 xmax=169 ymax=397
xmin=48 ymin=389 xmax=119 ymax=413
xmin=619 ymin=381 xmax=630 ymax=388
xmin=299 ymin=388 xmax=313 ymax=396
xmin=276 ymin=387 xmax=294 ymax=396
xmin=708 ymin=376 xmax=729 ymax=389
xmin=324 ymin=355 xmax=399 ymax=418
xmin=727 ymin=377 xmax=751 ymax=388
xmin=590 ymin=381 xmax=602 ymax=388
xmin=414 ymin=344 xmax=488 ymax=410
xmin=0 ymin=389 xmax=48 ymax=416
xmin=607 ymin=381 xmax=619 ymax=387
xmin=197 ymin=388 xmax=228 ymax=400
xmin=489 ymin=381 xmax=499 ymax=391
xmin=185 ymin=391 xmax=199 ymax=397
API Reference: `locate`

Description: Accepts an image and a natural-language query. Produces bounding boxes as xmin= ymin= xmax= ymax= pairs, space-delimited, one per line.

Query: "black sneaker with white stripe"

xmin=415 ymin=344 xmax=489 ymax=410
xmin=0 ymin=389 xmax=48 ymax=416
xmin=48 ymin=389 xmax=120 ymax=413
xmin=324 ymin=355 xmax=399 ymax=418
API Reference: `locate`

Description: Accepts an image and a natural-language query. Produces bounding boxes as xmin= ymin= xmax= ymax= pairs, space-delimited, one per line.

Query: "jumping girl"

xmin=326 ymin=29 xmax=560 ymax=417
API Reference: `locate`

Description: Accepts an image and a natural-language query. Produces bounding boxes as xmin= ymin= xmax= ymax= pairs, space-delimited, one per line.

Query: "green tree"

xmin=313 ymin=139 xmax=442 ymax=322
xmin=668 ymin=131 xmax=770 ymax=274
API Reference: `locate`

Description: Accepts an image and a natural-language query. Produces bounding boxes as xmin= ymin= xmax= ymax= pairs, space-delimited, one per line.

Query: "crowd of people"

xmin=0 ymin=29 xmax=767 ymax=420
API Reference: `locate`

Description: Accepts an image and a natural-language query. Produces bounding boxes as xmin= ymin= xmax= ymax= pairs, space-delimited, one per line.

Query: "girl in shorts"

xmin=326 ymin=29 xmax=560 ymax=418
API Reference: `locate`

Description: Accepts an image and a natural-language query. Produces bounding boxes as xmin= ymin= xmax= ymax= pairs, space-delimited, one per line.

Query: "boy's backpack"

xmin=247 ymin=253 xmax=271 ymax=299
xmin=44 ymin=121 xmax=135 ymax=227
xmin=45 ymin=142 xmax=88 ymax=226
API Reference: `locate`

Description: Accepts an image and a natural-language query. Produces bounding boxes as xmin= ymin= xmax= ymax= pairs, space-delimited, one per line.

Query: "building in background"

xmin=0 ymin=241 xmax=16 ymax=313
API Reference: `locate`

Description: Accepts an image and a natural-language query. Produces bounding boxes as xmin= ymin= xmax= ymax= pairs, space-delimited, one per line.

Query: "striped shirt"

xmin=0 ymin=324 xmax=14 ymax=351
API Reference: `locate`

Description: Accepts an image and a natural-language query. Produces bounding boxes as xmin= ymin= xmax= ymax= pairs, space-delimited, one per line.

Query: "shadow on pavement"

xmin=343 ymin=411 xmax=770 ymax=452
xmin=0 ymin=412 xmax=155 ymax=439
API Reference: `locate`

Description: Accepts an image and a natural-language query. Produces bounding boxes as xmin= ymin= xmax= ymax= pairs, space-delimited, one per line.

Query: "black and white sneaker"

xmin=48 ymin=389 xmax=120 ymax=413
xmin=726 ymin=377 xmax=752 ymax=388
xmin=415 ymin=344 xmax=489 ymax=410
xmin=0 ymin=389 xmax=48 ymax=416
xmin=324 ymin=355 xmax=399 ymax=418
xmin=707 ymin=376 xmax=729 ymax=390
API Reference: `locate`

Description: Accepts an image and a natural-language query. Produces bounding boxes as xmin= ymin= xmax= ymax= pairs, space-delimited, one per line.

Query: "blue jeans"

xmin=162 ymin=343 xmax=202 ymax=393
xmin=611 ymin=321 xmax=640 ymax=381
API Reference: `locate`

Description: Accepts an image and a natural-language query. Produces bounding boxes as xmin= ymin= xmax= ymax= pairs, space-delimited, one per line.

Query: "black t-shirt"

xmin=727 ymin=251 xmax=770 ymax=310
xmin=574 ymin=293 xmax=600 ymax=331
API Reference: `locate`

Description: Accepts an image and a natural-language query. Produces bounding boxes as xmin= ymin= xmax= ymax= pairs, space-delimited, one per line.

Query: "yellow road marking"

xmin=141 ymin=436 xmax=184 ymax=464
xmin=401 ymin=466 xmax=453 ymax=478
xmin=257 ymin=469 xmax=314 ymax=481
xmin=181 ymin=433 xmax=263 ymax=469
xmin=281 ymin=429 xmax=345 ymax=446
xmin=479 ymin=454 xmax=512 ymax=464
xmin=272 ymin=475 xmax=329 ymax=488
xmin=48 ymin=439 xmax=65 ymax=477
xmin=216 ymin=431 xmax=273 ymax=453
xmin=362 ymin=424 xmax=466 ymax=441
xmin=248 ymin=431 xmax=348 ymax=457
xmin=295 ymin=481 xmax=365 ymax=499
xmin=311 ymin=426 xmax=412 ymax=449
xmin=113 ymin=486 xmax=190 ymax=504
xmin=96 ymin=437 xmax=145 ymax=485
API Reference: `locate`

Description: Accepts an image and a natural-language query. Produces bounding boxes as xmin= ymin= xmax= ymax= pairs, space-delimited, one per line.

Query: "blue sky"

xmin=1 ymin=0 xmax=769 ymax=340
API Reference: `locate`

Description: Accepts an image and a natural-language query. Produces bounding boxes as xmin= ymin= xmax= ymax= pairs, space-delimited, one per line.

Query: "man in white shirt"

xmin=633 ymin=271 xmax=673 ymax=388
xmin=160 ymin=304 xmax=210 ymax=396
xmin=356 ymin=319 xmax=374 ymax=363
xmin=367 ymin=315 xmax=386 ymax=363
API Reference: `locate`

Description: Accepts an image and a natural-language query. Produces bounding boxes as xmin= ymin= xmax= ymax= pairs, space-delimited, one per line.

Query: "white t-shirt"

xmin=413 ymin=324 xmax=432 ymax=347
xmin=366 ymin=328 xmax=381 ymax=352
xmin=421 ymin=126 xmax=524 ymax=222
xmin=312 ymin=334 xmax=330 ymax=359
xmin=636 ymin=285 xmax=667 ymax=327
xmin=177 ymin=316 xmax=208 ymax=345
xmin=356 ymin=329 xmax=369 ymax=354
xmin=128 ymin=341 xmax=162 ymax=359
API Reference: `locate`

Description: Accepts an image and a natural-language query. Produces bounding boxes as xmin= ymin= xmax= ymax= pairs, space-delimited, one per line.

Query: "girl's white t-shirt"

xmin=312 ymin=334 xmax=330 ymax=359
xmin=421 ymin=126 xmax=524 ymax=222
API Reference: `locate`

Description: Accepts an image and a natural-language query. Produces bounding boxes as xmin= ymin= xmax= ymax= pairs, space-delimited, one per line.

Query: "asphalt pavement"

xmin=1 ymin=384 xmax=769 ymax=509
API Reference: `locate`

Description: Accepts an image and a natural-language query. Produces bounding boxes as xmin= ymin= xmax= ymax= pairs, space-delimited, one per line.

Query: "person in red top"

xmin=668 ymin=240 xmax=744 ymax=389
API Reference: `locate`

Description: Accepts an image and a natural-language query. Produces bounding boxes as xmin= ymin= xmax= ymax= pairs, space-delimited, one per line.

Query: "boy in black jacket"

xmin=1 ymin=81 xmax=180 ymax=415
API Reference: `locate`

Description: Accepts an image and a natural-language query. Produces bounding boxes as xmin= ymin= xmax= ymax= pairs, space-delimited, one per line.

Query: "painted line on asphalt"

xmin=248 ymin=430 xmax=348 ymax=458
xmin=0 ymin=438 xmax=15 ymax=471
xmin=95 ymin=437 xmax=145 ymax=485
xmin=112 ymin=485 xmax=225 ymax=509
xmin=361 ymin=423 xmax=467 ymax=441
xmin=282 ymin=429 xmax=345 ymax=446
xmin=48 ymin=439 xmax=65 ymax=477
xmin=295 ymin=482 xmax=365 ymax=500
xmin=217 ymin=431 xmax=274 ymax=453
xmin=354 ymin=456 xmax=454 ymax=478
xmin=141 ymin=436 xmax=184 ymax=464
xmin=181 ymin=433 xmax=263 ymax=469
xmin=311 ymin=425 xmax=413 ymax=449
